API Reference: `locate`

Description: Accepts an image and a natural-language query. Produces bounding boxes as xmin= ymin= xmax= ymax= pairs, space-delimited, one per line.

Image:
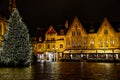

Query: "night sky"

xmin=0 ymin=0 xmax=120 ymax=35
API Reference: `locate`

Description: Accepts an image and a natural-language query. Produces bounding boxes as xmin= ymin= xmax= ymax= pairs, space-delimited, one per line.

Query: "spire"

xmin=65 ymin=20 xmax=68 ymax=29
xmin=9 ymin=0 xmax=16 ymax=13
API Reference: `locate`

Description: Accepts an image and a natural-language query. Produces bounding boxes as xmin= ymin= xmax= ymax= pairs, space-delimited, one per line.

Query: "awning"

xmin=64 ymin=50 xmax=69 ymax=53
xmin=37 ymin=52 xmax=44 ymax=54
xmin=114 ymin=49 xmax=120 ymax=53
xmin=97 ymin=50 xmax=104 ymax=53
xmin=64 ymin=50 xmax=82 ymax=53
xmin=104 ymin=50 xmax=113 ymax=53
xmin=82 ymin=50 xmax=96 ymax=53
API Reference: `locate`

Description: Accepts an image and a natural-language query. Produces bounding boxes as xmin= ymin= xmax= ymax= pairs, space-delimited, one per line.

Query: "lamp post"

xmin=52 ymin=47 xmax=59 ymax=61
xmin=52 ymin=48 xmax=56 ymax=61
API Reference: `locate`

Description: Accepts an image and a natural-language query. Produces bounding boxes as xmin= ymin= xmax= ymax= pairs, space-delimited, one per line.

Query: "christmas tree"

xmin=0 ymin=8 xmax=32 ymax=67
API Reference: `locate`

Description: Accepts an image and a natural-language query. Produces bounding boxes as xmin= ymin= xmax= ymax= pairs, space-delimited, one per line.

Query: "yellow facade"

xmin=0 ymin=18 xmax=7 ymax=46
xmin=34 ymin=17 xmax=120 ymax=61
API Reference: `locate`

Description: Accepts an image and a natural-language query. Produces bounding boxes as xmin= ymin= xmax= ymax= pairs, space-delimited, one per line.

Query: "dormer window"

xmin=118 ymin=25 xmax=120 ymax=31
xmin=39 ymin=37 xmax=42 ymax=42
xmin=60 ymin=29 xmax=64 ymax=35
xmin=89 ymin=26 xmax=94 ymax=32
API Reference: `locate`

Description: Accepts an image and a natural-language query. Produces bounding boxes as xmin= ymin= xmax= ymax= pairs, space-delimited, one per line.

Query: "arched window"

xmin=98 ymin=37 xmax=103 ymax=47
xmin=104 ymin=29 xmax=108 ymax=35
xmin=110 ymin=37 xmax=114 ymax=46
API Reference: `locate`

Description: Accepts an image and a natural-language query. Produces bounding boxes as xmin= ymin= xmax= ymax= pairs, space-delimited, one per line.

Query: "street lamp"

xmin=52 ymin=47 xmax=59 ymax=61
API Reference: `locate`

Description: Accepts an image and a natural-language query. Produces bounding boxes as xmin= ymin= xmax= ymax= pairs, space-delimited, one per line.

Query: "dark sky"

xmin=0 ymin=0 xmax=120 ymax=30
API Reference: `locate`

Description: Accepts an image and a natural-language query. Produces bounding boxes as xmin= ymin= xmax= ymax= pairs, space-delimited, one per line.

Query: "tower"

xmin=9 ymin=0 xmax=16 ymax=13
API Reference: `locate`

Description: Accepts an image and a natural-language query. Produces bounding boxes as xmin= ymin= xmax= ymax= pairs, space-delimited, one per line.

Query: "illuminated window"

xmin=90 ymin=38 xmax=94 ymax=47
xmin=118 ymin=25 xmax=120 ymax=31
xmin=77 ymin=38 xmax=81 ymax=46
xmin=104 ymin=38 xmax=108 ymax=47
xmin=83 ymin=37 xmax=87 ymax=47
xmin=72 ymin=31 xmax=75 ymax=36
xmin=90 ymin=26 xmax=94 ymax=32
xmin=110 ymin=37 xmax=114 ymax=46
xmin=98 ymin=38 xmax=103 ymax=47
xmin=72 ymin=38 xmax=75 ymax=47
xmin=39 ymin=37 xmax=42 ymax=42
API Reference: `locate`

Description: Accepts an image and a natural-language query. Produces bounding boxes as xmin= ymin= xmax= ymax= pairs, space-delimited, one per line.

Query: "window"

xmin=110 ymin=37 xmax=114 ymax=46
xmin=52 ymin=45 xmax=55 ymax=48
xmin=118 ymin=25 xmax=120 ymax=31
xmin=47 ymin=44 xmax=50 ymax=49
xmin=83 ymin=37 xmax=87 ymax=47
xmin=77 ymin=38 xmax=81 ymax=46
xmin=98 ymin=38 xmax=103 ymax=47
xmin=77 ymin=31 xmax=81 ymax=36
xmin=72 ymin=38 xmax=75 ymax=47
xmin=104 ymin=38 xmax=108 ymax=47
xmin=90 ymin=38 xmax=94 ymax=47
xmin=104 ymin=30 xmax=108 ymax=35
xmin=39 ymin=37 xmax=42 ymax=42
xmin=60 ymin=44 xmax=63 ymax=48
xmin=66 ymin=38 xmax=70 ymax=46
xmin=51 ymin=38 xmax=55 ymax=40
xmin=72 ymin=31 xmax=75 ymax=36
xmin=90 ymin=26 xmax=94 ymax=32
xmin=60 ymin=29 xmax=64 ymax=35
xmin=38 ymin=45 xmax=41 ymax=49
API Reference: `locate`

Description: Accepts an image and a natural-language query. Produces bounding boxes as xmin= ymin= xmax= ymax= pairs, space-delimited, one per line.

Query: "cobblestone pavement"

xmin=0 ymin=61 xmax=120 ymax=80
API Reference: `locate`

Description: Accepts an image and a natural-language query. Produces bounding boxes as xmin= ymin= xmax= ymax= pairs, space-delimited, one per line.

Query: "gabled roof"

xmin=46 ymin=25 xmax=57 ymax=34
xmin=52 ymin=25 xmax=68 ymax=35
xmin=97 ymin=17 xmax=116 ymax=34
xmin=33 ymin=17 xmax=120 ymax=43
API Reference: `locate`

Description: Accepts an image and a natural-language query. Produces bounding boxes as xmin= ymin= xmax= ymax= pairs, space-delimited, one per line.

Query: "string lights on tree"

xmin=0 ymin=8 xmax=32 ymax=67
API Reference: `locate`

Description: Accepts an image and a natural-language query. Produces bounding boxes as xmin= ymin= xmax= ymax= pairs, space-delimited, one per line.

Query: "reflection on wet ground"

xmin=0 ymin=61 xmax=120 ymax=80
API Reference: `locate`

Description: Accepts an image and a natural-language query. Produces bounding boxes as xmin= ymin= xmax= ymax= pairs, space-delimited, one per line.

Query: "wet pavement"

xmin=0 ymin=61 xmax=120 ymax=80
